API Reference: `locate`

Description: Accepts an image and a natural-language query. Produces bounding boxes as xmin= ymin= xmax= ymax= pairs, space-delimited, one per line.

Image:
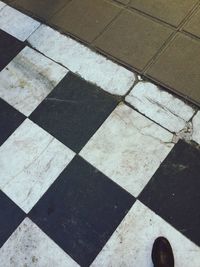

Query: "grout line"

xmin=91 ymin=3 xmax=123 ymax=44
xmin=143 ymin=0 xmax=200 ymax=74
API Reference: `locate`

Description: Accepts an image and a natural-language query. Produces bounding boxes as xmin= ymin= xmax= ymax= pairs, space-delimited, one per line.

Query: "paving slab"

xmin=129 ymin=0 xmax=199 ymax=27
xmin=12 ymin=0 xmax=71 ymax=20
xmin=94 ymin=9 xmax=174 ymax=71
xmin=183 ymin=7 xmax=200 ymax=38
xmin=49 ymin=0 xmax=121 ymax=43
xmin=147 ymin=33 xmax=200 ymax=105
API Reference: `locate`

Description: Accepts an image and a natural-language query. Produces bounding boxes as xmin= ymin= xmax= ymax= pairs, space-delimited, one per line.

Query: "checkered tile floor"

xmin=1 ymin=3 xmax=200 ymax=267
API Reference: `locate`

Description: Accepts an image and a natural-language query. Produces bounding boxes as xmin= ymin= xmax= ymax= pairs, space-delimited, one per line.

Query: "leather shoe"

xmin=152 ymin=237 xmax=174 ymax=267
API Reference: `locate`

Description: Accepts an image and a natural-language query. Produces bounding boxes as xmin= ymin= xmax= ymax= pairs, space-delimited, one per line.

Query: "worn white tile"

xmin=80 ymin=104 xmax=174 ymax=197
xmin=0 ymin=46 xmax=68 ymax=116
xmin=126 ymin=81 xmax=195 ymax=132
xmin=0 ymin=218 xmax=79 ymax=267
xmin=0 ymin=119 xmax=75 ymax=213
xmin=0 ymin=1 xmax=6 ymax=10
xmin=92 ymin=201 xmax=200 ymax=267
xmin=0 ymin=6 xmax=40 ymax=41
xmin=28 ymin=25 xmax=135 ymax=95
xmin=192 ymin=111 xmax=200 ymax=145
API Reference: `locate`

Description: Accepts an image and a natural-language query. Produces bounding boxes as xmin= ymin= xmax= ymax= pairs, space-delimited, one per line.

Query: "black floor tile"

xmin=0 ymin=98 xmax=25 ymax=146
xmin=139 ymin=140 xmax=200 ymax=246
xmin=0 ymin=30 xmax=25 ymax=71
xmin=29 ymin=156 xmax=135 ymax=267
xmin=30 ymin=72 xmax=118 ymax=153
xmin=0 ymin=190 xmax=25 ymax=248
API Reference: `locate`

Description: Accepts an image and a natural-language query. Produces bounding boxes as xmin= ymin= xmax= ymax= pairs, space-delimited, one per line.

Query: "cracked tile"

xmin=192 ymin=111 xmax=200 ymax=145
xmin=126 ymin=81 xmax=195 ymax=132
xmin=0 ymin=119 xmax=75 ymax=213
xmin=0 ymin=47 xmax=68 ymax=116
xmin=28 ymin=25 xmax=135 ymax=95
xmin=0 ymin=218 xmax=80 ymax=267
xmin=80 ymin=103 xmax=174 ymax=197
xmin=92 ymin=201 xmax=200 ymax=267
xmin=0 ymin=5 xmax=40 ymax=41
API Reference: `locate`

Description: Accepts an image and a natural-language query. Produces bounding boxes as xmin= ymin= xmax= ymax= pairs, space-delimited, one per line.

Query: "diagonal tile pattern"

xmin=3 ymin=0 xmax=200 ymax=105
xmin=0 ymin=4 xmax=200 ymax=267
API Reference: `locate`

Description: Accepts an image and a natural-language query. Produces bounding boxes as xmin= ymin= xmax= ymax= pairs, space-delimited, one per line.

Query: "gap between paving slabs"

xmin=0 ymin=1 xmax=200 ymax=148
xmin=3 ymin=0 xmax=200 ymax=108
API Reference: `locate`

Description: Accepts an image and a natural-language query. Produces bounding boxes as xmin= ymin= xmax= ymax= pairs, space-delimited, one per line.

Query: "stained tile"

xmin=0 ymin=119 xmax=75 ymax=213
xmin=129 ymin=0 xmax=198 ymax=27
xmin=0 ymin=190 xmax=25 ymax=248
xmin=92 ymin=201 xmax=200 ymax=267
xmin=125 ymin=81 xmax=195 ymax=132
xmin=147 ymin=33 xmax=200 ymax=105
xmin=0 ymin=29 xmax=25 ymax=71
xmin=80 ymin=103 xmax=174 ymax=197
xmin=29 ymin=156 xmax=135 ymax=267
xmin=0 ymin=5 xmax=40 ymax=41
xmin=13 ymin=0 xmax=71 ymax=20
xmin=0 ymin=46 xmax=68 ymax=116
xmin=139 ymin=140 xmax=200 ymax=246
xmin=192 ymin=111 xmax=200 ymax=145
xmin=0 ymin=218 xmax=80 ymax=267
xmin=94 ymin=10 xmax=173 ymax=71
xmin=0 ymin=98 xmax=25 ymax=146
xmin=30 ymin=73 xmax=118 ymax=153
xmin=50 ymin=0 xmax=121 ymax=43
xmin=183 ymin=7 xmax=200 ymax=38
xmin=28 ymin=25 xmax=135 ymax=95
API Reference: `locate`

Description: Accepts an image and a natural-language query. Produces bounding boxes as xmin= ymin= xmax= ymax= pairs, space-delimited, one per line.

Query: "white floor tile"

xmin=126 ymin=81 xmax=195 ymax=132
xmin=28 ymin=25 xmax=135 ymax=95
xmin=0 ymin=46 xmax=68 ymax=116
xmin=192 ymin=111 xmax=200 ymax=145
xmin=0 ymin=1 xmax=6 ymax=10
xmin=0 ymin=6 xmax=40 ymax=41
xmin=80 ymin=104 xmax=174 ymax=197
xmin=0 ymin=119 xmax=75 ymax=213
xmin=92 ymin=201 xmax=200 ymax=267
xmin=0 ymin=218 xmax=79 ymax=267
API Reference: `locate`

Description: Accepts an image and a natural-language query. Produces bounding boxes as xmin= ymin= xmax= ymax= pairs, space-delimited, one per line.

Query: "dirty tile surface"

xmin=139 ymin=140 xmax=200 ymax=247
xmin=0 ymin=5 xmax=200 ymax=267
xmin=50 ymin=0 xmax=121 ymax=43
xmin=126 ymin=81 xmax=195 ymax=132
xmin=0 ymin=46 xmax=68 ymax=116
xmin=0 ymin=5 xmax=40 ymax=41
xmin=28 ymin=25 xmax=135 ymax=95
xmin=147 ymin=33 xmax=200 ymax=105
xmin=2 ymin=0 xmax=200 ymax=105
xmin=29 ymin=156 xmax=135 ymax=266
xmin=92 ymin=201 xmax=200 ymax=267
xmin=129 ymin=0 xmax=199 ymax=26
xmin=30 ymin=73 xmax=119 ymax=153
xmin=94 ymin=10 xmax=173 ymax=71
xmin=80 ymin=104 xmax=174 ymax=197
